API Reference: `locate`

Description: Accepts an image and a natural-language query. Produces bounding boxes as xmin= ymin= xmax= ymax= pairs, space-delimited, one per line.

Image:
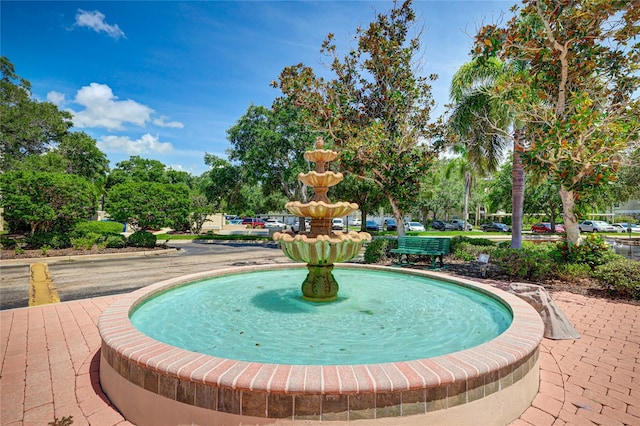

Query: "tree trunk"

xmin=390 ymin=197 xmax=406 ymax=237
xmin=511 ymin=131 xmax=525 ymax=249
xmin=559 ymin=186 xmax=580 ymax=247
xmin=360 ymin=207 xmax=368 ymax=232
xmin=463 ymin=171 xmax=471 ymax=232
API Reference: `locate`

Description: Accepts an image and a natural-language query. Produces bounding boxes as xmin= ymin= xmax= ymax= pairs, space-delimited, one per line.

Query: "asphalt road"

xmin=0 ymin=241 xmax=292 ymax=310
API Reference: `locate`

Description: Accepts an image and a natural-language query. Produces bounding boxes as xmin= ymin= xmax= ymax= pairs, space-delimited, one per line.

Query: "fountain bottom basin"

xmin=99 ymin=264 xmax=544 ymax=425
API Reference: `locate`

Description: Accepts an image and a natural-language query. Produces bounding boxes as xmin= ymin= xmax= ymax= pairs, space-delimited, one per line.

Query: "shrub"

xmin=592 ymin=258 xmax=640 ymax=299
xmin=105 ymin=235 xmax=126 ymax=248
xmin=71 ymin=233 xmax=101 ymax=250
xmin=364 ymin=238 xmax=389 ymax=263
xmin=491 ymin=242 xmax=556 ymax=280
xmin=26 ymin=231 xmax=71 ymax=249
xmin=450 ymin=236 xmax=495 ymax=253
xmin=73 ymin=221 xmax=124 ymax=238
xmin=559 ymin=234 xmax=617 ymax=268
xmin=452 ymin=242 xmax=496 ymax=262
xmin=0 ymin=236 xmax=17 ymax=249
xmin=555 ymin=262 xmax=592 ymax=281
xmin=127 ymin=230 xmax=157 ymax=248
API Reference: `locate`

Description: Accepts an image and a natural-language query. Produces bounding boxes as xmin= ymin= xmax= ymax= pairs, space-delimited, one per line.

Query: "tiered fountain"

xmin=98 ymin=138 xmax=543 ymax=426
xmin=273 ymin=137 xmax=371 ymax=302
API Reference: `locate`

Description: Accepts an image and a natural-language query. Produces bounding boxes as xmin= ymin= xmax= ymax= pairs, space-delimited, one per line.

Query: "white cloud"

xmin=46 ymin=91 xmax=66 ymax=106
xmin=98 ymin=133 xmax=173 ymax=155
xmin=72 ymin=83 xmax=153 ymax=130
xmin=75 ymin=9 xmax=126 ymax=40
xmin=153 ymin=116 xmax=184 ymax=128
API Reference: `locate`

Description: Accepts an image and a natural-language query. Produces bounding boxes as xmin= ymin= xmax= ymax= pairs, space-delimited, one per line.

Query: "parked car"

xmin=291 ymin=218 xmax=311 ymax=233
xmin=481 ymin=222 xmax=512 ymax=232
xmin=405 ymin=221 xmax=426 ymax=232
xmin=264 ymin=218 xmax=286 ymax=229
xmin=431 ymin=220 xmax=455 ymax=231
xmin=365 ymin=220 xmax=381 ymax=231
xmin=332 ymin=218 xmax=345 ymax=231
xmin=450 ymin=219 xmax=473 ymax=231
xmin=611 ymin=222 xmax=640 ymax=233
xmin=350 ymin=218 xmax=362 ymax=227
xmin=578 ymin=220 xmax=615 ymax=233
xmin=384 ymin=218 xmax=397 ymax=231
xmin=228 ymin=219 xmax=243 ymax=225
xmin=242 ymin=218 xmax=266 ymax=229
xmin=531 ymin=222 xmax=565 ymax=233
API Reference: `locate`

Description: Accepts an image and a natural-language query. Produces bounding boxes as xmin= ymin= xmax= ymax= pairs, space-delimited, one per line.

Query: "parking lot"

xmin=0 ymin=241 xmax=290 ymax=310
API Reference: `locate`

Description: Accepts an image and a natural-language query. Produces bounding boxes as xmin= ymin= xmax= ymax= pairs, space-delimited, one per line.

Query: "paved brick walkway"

xmin=1 ymin=288 xmax=638 ymax=425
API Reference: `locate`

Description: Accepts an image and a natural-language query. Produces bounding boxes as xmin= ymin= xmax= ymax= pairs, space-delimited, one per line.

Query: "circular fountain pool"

xmin=130 ymin=268 xmax=512 ymax=364
xmin=99 ymin=264 xmax=544 ymax=425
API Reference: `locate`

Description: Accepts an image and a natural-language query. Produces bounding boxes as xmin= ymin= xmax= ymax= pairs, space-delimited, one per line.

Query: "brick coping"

xmin=98 ymin=264 xmax=544 ymax=421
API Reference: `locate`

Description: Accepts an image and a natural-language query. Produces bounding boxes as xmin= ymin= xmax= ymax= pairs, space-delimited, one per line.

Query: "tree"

xmin=444 ymin=145 xmax=482 ymax=229
xmin=106 ymin=156 xmax=168 ymax=188
xmin=475 ymin=0 xmax=640 ymax=246
xmin=331 ymin=173 xmax=386 ymax=231
xmin=105 ymin=181 xmax=190 ymax=231
xmin=57 ymin=132 xmax=110 ymax=182
xmin=226 ymin=102 xmax=314 ymax=204
xmin=0 ymin=57 xmax=73 ymax=171
xmin=188 ymin=194 xmax=216 ymax=234
xmin=0 ymin=170 xmax=97 ymax=235
xmin=449 ymin=57 xmax=526 ymax=247
xmin=416 ymin=159 xmax=464 ymax=222
xmin=273 ymin=0 xmax=442 ymax=237
xmin=486 ymin=155 xmax=563 ymax=229
xmin=203 ymin=154 xmax=244 ymax=213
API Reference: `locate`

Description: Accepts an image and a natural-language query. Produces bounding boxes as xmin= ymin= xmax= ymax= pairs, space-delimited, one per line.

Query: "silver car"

xmin=612 ymin=223 xmax=640 ymax=233
xmin=578 ymin=220 xmax=616 ymax=232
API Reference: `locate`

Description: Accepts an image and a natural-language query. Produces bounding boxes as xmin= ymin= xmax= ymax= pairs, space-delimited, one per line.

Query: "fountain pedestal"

xmin=301 ymin=264 xmax=338 ymax=302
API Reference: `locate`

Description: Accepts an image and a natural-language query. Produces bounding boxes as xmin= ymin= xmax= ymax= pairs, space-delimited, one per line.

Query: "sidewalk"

xmin=1 ymin=285 xmax=639 ymax=425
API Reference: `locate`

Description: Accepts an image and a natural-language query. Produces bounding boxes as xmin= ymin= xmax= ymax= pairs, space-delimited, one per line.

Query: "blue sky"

xmin=2 ymin=1 xmax=512 ymax=175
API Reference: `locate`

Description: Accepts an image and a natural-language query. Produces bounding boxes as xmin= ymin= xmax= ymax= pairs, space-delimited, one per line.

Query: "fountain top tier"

xmin=283 ymin=138 xmax=360 ymax=236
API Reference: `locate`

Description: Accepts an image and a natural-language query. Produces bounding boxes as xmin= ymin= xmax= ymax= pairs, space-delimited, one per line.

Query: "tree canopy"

xmin=105 ymin=181 xmax=190 ymax=231
xmin=226 ymin=102 xmax=314 ymax=202
xmin=0 ymin=56 xmax=73 ymax=172
xmin=475 ymin=0 xmax=640 ymax=246
xmin=273 ymin=0 xmax=443 ymax=236
xmin=0 ymin=170 xmax=97 ymax=235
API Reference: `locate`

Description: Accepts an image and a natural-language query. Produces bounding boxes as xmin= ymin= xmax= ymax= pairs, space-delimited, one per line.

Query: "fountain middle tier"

xmin=297 ymin=170 xmax=344 ymax=188
xmin=285 ymin=200 xmax=358 ymax=219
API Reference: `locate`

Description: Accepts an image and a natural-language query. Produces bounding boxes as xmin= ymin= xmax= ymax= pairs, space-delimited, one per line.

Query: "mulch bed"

xmin=1 ymin=246 xmax=171 ymax=260
xmin=377 ymin=255 xmax=635 ymax=303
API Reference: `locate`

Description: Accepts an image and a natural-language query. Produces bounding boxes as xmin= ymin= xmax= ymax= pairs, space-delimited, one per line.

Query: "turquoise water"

xmin=130 ymin=268 xmax=512 ymax=365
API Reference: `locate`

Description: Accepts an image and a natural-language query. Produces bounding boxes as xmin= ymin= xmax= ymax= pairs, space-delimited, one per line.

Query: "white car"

xmin=578 ymin=220 xmax=616 ymax=233
xmin=612 ymin=223 xmax=640 ymax=233
xmin=405 ymin=222 xmax=426 ymax=232
xmin=350 ymin=218 xmax=362 ymax=227
xmin=264 ymin=218 xmax=286 ymax=229
xmin=332 ymin=218 xmax=345 ymax=230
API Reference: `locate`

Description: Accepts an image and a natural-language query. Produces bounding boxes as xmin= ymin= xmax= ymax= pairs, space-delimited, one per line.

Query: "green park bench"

xmin=390 ymin=236 xmax=450 ymax=268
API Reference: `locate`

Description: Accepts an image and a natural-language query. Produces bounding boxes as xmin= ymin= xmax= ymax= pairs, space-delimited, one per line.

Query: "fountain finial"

xmin=315 ymin=137 xmax=324 ymax=150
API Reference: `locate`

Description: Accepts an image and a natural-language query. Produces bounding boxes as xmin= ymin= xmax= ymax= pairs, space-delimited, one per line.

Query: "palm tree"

xmin=449 ymin=57 xmax=526 ymax=249
xmin=444 ymin=145 xmax=477 ymax=231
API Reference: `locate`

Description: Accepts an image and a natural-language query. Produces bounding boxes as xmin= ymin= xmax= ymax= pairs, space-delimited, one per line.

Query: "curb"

xmin=0 ymin=248 xmax=179 ymax=267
